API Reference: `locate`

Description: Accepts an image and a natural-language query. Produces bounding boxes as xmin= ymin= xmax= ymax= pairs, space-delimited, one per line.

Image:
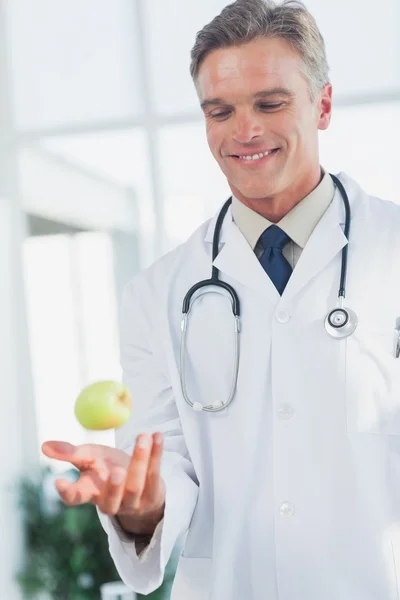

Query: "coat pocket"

xmin=170 ymin=556 xmax=212 ymax=600
xmin=345 ymin=323 xmax=400 ymax=434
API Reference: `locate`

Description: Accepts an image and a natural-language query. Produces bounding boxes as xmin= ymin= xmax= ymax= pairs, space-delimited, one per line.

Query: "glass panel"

xmin=23 ymin=235 xmax=84 ymax=464
xmin=18 ymin=146 xmax=138 ymax=233
xmin=73 ymin=232 xmax=122 ymax=448
xmin=40 ymin=128 xmax=154 ymax=265
xmin=6 ymin=0 xmax=143 ymax=130
xmin=158 ymin=122 xmax=230 ymax=251
xmin=307 ymin=0 xmax=400 ymax=97
xmin=74 ymin=232 xmax=121 ymax=387
xmin=23 ymin=232 xmax=120 ymax=468
xmin=320 ymin=102 xmax=399 ymax=202
xmin=143 ymin=0 xmax=230 ymax=117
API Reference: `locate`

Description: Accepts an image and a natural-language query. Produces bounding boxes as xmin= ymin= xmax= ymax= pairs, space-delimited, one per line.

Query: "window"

xmin=23 ymin=231 xmax=121 ymax=469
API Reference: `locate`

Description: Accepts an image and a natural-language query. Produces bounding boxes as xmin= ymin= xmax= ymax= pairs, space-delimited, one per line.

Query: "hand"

xmin=41 ymin=433 xmax=166 ymax=525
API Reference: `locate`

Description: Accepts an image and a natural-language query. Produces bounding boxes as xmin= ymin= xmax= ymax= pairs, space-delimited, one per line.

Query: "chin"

xmin=231 ymin=174 xmax=280 ymax=199
xmin=235 ymin=186 xmax=273 ymax=200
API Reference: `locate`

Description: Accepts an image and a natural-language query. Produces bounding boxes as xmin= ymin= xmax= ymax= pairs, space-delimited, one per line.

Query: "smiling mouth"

xmin=229 ymin=148 xmax=280 ymax=164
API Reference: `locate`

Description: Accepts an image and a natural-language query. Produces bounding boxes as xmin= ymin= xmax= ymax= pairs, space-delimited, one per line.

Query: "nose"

xmin=232 ymin=110 xmax=264 ymax=143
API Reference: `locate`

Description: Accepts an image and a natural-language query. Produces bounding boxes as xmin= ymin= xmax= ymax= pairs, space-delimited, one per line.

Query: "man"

xmin=42 ymin=1 xmax=400 ymax=598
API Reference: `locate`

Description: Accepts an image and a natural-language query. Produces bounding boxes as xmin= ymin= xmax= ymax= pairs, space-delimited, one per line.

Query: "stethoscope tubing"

xmin=180 ymin=174 xmax=353 ymax=411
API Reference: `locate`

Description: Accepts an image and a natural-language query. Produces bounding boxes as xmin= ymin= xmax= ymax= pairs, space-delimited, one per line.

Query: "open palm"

xmin=42 ymin=433 xmax=166 ymax=518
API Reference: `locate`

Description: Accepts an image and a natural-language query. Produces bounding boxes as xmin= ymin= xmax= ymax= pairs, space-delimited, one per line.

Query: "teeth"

xmin=238 ymin=150 xmax=274 ymax=161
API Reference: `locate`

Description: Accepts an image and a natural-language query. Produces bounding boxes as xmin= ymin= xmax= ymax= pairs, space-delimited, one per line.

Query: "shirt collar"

xmin=231 ymin=169 xmax=336 ymax=250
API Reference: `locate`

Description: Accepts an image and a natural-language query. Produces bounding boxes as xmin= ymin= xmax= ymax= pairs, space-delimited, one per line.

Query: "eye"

xmin=210 ymin=110 xmax=231 ymax=120
xmin=259 ymin=103 xmax=284 ymax=110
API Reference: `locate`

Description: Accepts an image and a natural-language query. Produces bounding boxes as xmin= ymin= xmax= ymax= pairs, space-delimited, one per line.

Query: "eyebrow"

xmin=200 ymin=88 xmax=295 ymax=111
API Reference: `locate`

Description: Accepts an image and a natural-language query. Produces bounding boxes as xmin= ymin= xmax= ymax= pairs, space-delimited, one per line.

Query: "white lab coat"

xmin=98 ymin=173 xmax=400 ymax=599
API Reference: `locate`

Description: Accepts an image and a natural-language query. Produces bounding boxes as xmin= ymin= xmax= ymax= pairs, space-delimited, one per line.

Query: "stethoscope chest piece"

xmin=324 ymin=306 xmax=358 ymax=339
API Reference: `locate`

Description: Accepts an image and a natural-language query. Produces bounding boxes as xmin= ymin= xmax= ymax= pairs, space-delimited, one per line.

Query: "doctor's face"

xmin=196 ymin=37 xmax=332 ymax=212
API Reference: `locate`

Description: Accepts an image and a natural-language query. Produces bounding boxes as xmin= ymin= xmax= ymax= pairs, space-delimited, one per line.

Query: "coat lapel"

xmin=207 ymin=207 xmax=281 ymax=304
xmin=205 ymin=175 xmax=363 ymax=304
xmin=282 ymin=185 xmax=348 ymax=301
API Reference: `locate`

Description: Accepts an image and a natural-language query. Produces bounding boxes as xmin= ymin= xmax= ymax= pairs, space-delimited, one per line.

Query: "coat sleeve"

xmin=97 ymin=275 xmax=199 ymax=595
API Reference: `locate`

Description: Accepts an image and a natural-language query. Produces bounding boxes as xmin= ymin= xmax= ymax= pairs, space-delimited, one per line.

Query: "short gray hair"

xmin=190 ymin=0 xmax=330 ymax=103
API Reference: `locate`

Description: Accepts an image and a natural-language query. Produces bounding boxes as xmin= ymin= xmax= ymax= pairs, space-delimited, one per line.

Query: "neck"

xmin=232 ymin=166 xmax=323 ymax=223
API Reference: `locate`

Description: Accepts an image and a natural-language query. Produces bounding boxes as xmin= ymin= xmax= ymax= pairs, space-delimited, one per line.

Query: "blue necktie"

xmin=258 ymin=225 xmax=293 ymax=295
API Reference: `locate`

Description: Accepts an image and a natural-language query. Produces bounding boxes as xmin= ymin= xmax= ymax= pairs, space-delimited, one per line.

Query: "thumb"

xmin=42 ymin=441 xmax=108 ymax=474
xmin=42 ymin=441 xmax=76 ymax=459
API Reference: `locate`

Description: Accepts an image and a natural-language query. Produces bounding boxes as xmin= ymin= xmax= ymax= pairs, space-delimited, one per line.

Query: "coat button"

xmin=277 ymin=404 xmax=294 ymax=420
xmin=279 ymin=502 xmax=295 ymax=518
xmin=276 ymin=311 xmax=290 ymax=323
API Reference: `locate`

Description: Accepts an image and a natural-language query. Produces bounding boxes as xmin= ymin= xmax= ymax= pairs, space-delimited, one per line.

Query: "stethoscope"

xmin=180 ymin=174 xmax=358 ymax=412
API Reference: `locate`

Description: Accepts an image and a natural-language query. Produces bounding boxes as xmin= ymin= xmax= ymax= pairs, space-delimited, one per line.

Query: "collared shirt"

xmin=231 ymin=169 xmax=336 ymax=268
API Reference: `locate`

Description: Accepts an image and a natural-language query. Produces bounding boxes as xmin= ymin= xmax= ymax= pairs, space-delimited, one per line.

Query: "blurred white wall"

xmin=0 ymin=3 xmax=38 ymax=595
xmin=0 ymin=0 xmax=398 ymax=597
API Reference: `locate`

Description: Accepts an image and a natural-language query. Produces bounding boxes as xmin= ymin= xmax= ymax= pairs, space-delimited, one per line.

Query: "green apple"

xmin=74 ymin=381 xmax=132 ymax=430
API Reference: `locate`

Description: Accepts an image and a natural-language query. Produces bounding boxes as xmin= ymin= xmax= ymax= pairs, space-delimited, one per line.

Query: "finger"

xmin=143 ymin=433 xmax=164 ymax=500
xmin=124 ymin=434 xmax=153 ymax=510
xmin=96 ymin=468 xmax=127 ymax=516
xmin=55 ymin=469 xmax=106 ymax=506
xmin=42 ymin=441 xmax=107 ymax=472
xmin=42 ymin=441 xmax=77 ymax=460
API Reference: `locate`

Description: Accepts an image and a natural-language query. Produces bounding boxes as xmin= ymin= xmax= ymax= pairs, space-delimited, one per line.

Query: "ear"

xmin=317 ymin=83 xmax=333 ymax=131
